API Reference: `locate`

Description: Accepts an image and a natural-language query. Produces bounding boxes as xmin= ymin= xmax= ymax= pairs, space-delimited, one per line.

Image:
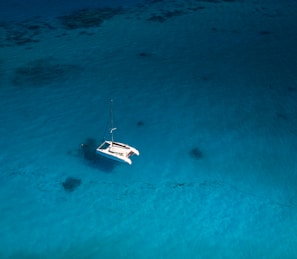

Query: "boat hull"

xmin=96 ymin=141 xmax=139 ymax=165
xmin=96 ymin=149 xmax=132 ymax=164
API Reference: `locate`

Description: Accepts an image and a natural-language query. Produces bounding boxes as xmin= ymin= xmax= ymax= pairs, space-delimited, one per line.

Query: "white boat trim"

xmin=96 ymin=141 xmax=139 ymax=165
xmin=96 ymin=100 xmax=140 ymax=165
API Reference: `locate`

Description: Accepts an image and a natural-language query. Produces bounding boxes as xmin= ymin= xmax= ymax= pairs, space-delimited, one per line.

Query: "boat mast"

xmin=110 ymin=99 xmax=117 ymax=143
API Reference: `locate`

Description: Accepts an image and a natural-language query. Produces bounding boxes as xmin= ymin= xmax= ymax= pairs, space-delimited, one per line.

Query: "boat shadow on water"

xmin=71 ymin=137 xmax=118 ymax=172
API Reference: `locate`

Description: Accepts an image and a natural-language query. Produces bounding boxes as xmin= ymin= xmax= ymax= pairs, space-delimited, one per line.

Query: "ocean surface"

xmin=1 ymin=0 xmax=297 ymax=258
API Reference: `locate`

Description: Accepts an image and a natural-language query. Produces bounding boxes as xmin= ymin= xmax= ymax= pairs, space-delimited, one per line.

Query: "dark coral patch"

xmin=147 ymin=14 xmax=166 ymax=23
xmin=195 ymin=0 xmax=239 ymax=2
xmin=163 ymin=10 xmax=185 ymax=19
xmin=137 ymin=121 xmax=144 ymax=126
xmin=148 ymin=0 xmax=164 ymax=2
xmin=187 ymin=6 xmax=206 ymax=11
xmin=58 ymin=7 xmax=124 ymax=30
xmin=147 ymin=10 xmax=186 ymax=23
xmin=195 ymin=0 xmax=220 ymax=3
xmin=189 ymin=147 xmax=203 ymax=160
xmin=55 ymin=32 xmax=68 ymax=38
xmin=79 ymin=30 xmax=95 ymax=36
xmin=12 ymin=59 xmax=81 ymax=87
xmin=4 ymin=27 xmax=40 ymax=46
xmin=171 ymin=182 xmax=194 ymax=189
xmin=138 ymin=52 xmax=150 ymax=57
xmin=0 ymin=20 xmax=56 ymax=47
xmin=287 ymin=86 xmax=296 ymax=93
xmin=259 ymin=30 xmax=272 ymax=35
xmin=173 ymin=183 xmax=185 ymax=188
xmin=62 ymin=177 xmax=81 ymax=192
xmin=276 ymin=113 xmax=288 ymax=120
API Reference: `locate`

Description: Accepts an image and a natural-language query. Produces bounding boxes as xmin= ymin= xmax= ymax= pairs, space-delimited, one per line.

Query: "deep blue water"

xmin=1 ymin=0 xmax=297 ymax=258
xmin=0 ymin=0 xmax=145 ymax=21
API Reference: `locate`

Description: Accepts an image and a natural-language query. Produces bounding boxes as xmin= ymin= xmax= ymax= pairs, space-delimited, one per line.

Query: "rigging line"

xmin=110 ymin=99 xmax=114 ymax=143
xmin=109 ymin=99 xmax=117 ymax=143
xmin=110 ymin=99 xmax=113 ymax=133
xmin=101 ymin=100 xmax=111 ymax=141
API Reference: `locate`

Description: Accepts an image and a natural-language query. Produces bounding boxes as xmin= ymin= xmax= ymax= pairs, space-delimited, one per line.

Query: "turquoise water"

xmin=1 ymin=0 xmax=297 ymax=258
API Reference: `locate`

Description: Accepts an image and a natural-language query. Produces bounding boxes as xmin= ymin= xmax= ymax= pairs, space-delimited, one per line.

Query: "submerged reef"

xmin=58 ymin=7 xmax=124 ymax=29
xmin=146 ymin=0 xmax=164 ymax=3
xmin=189 ymin=147 xmax=203 ymax=160
xmin=137 ymin=121 xmax=144 ymax=126
xmin=145 ymin=0 xmax=240 ymax=23
xmin=62 ymin=177 xmax=81 ymax=192
xmin=258 ymin=30 xmax=272 ymax=36
xmin=138 ymin=52 xmax=151 ymax=57
xmin=0 ymin=20 xmax=55 ymax=47
xmin=12 ymin=59 xmax=81 ymax=87
xmin=195 ymin=0 xmax=237 ymax=2
xmin=147 ymin=10 xmax=186 ymax=23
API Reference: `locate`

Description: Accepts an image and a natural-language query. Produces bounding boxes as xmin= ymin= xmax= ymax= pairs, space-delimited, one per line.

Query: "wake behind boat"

xmin=96 ymin=100 xmax=140 ymax=165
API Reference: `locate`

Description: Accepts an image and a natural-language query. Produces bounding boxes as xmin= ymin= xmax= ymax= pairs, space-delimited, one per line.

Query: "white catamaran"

xmin=96 ymin=100 xmax=140 ymax=165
